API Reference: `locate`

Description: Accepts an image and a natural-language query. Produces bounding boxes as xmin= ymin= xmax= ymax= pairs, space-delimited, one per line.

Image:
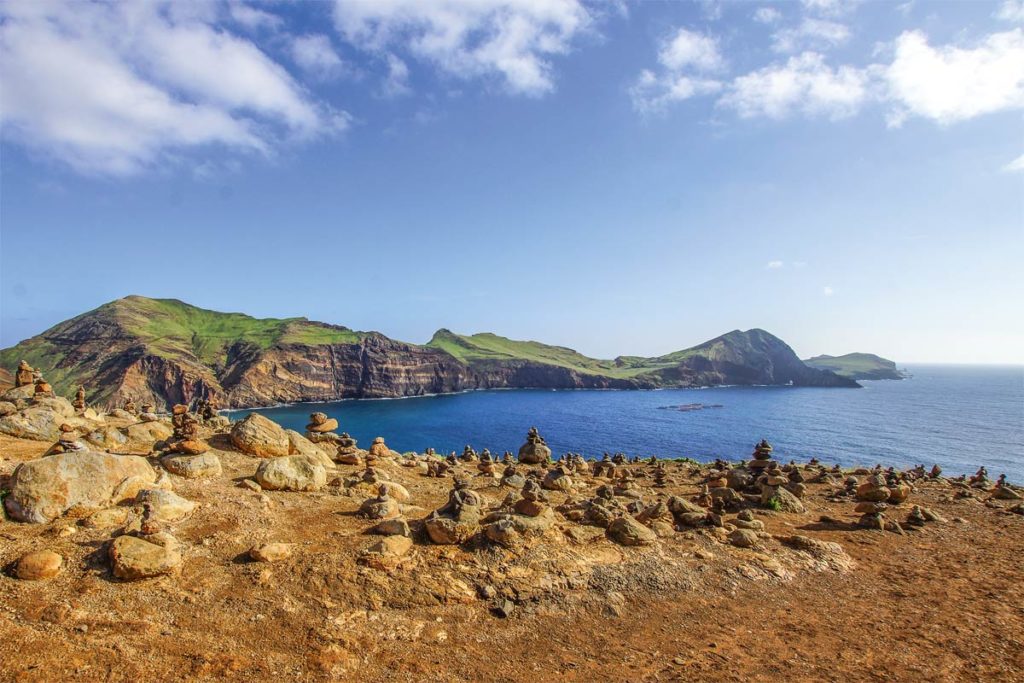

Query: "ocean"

xmin=231 ymin=364 xmax=1024 ymax=482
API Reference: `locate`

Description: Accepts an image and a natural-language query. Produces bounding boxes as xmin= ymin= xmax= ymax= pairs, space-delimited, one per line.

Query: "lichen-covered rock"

xmin=109 ymin=535 xmax=181 ymax=580
xmin=255 ymin=455 xmax=327 ymax=491
xmin=606 ymin=515 xmax=656 ymax=546
xmin=5 ymin=451 xmax=157 ymax=523
xmin=230 ymin=413 xmax=290 ymax=458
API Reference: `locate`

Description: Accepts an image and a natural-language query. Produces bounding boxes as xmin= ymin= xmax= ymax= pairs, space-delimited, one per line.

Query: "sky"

xmin=1 ymin=0 xmax=1022 ymax=364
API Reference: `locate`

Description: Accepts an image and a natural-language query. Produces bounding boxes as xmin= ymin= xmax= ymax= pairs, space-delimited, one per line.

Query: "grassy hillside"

xmin=427 ymin=329 xmax=661 ymax=378
xmin=803 ymin=353 xmax=902 ymax=380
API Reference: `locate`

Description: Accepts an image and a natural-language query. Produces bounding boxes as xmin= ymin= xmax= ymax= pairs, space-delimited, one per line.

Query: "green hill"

xmin=803 ymin=353 xmax=904 ymax=380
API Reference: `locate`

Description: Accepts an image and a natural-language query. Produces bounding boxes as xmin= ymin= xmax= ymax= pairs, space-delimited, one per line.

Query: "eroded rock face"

xmin=5 ymin=451 xmax=157 ymax=523
xmin=231 ymin=413 xmax=290 ymax=457
xmin=0 ymin=399 xmax=76 ymax=441
xmin=255 ymin=455 xmax=327 ymax=491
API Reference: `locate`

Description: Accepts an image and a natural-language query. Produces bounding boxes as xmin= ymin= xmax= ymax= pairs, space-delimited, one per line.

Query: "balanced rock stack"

xmin=72 ymin=385 xmax=86 ymax=412
xmin=425 ymin=478 xmax=483 ymax=545
xmin=368 ymin=436 xmax=391 ymax=460
xmin=500 ymin=463 xmax=526 ymax=488
xmin=517 ymin=427 xmax=552 ymax=465
xmin=14 ymin=360 xmax=34 ymax=388
xmin=856 ymin=474 xmax=892 ymax=503
xmin=33 ymin=376 xmax=53 ymax=398
xmin=44 ymin=423 xmax=88 ymax=455
xmin=165 ymin=404 xmax=209 ymax=455
xmin=459 ymin=445 xmax=478 ymax=462
xmin=484 ymin=479 xmax=556 ymax=547
xmin=335 ymin=432 xmax=362 ymax=465
xmin=542 ymin=465 xmax=573 ymax=492
xmin=139 ymin=404 xmax=158 ymax=422
xmin=748 ymin=439 xmax=775 ymax=470
xmin=305 ymin=412 xmax=340 ymax=444
xmin=359 ymin=482 xmax=402 ymax=520
xmin=478 ymin=449 xmax=497 ymax=477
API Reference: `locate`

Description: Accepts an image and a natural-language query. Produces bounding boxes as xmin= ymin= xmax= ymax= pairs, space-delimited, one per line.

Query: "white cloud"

xmin=331 ymin=0 xmax=594 ymax=96
xmin=228 ymin=1 xmax=284 ymax=32
xmin=292 ymin=34 xmax=346 ymax=80
xmin=801 ymin=0 xmax=857 ymax=17
xmin=823 ymin=285 xmax=835 ymax=296
xmin=630 ymin=28 xmax=724 ymax=113
xmin=766 ymin=260 xmax=784 ymax=269
xmin=1004 ymin=153 xmax=1024 ymax=172
xmin=772 ymin=18 xmax=851 ymax=53
xmin=0 ymin=0 xmax=346 ymax=176
xmin=754 ymin=7 xmax=782 ymax=25
xmin=382 ymin=53 xmax=412 ymax=97
xmin=660 ymin=28 xmax=725 ymax=72
xmin=720 ymin=52 xmax=868 ymax=119
xmin=883 ymin=29 xmax=1024 ymax=126
xmin=996 ymin=1 xmax=1024 ymax=23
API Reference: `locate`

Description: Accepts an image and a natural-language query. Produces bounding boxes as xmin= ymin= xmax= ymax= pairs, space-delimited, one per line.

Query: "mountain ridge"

xmin=0 ymin=296 xmax=859 ymax=409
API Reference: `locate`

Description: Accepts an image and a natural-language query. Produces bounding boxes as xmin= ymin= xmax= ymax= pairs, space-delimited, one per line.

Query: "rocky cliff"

xmin=0 ymin=296 xmax=857 ymax=410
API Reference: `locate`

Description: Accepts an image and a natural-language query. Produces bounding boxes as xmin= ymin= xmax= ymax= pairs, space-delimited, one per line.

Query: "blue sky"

xmin=1 ymin=0 xmax=1022 ymax=363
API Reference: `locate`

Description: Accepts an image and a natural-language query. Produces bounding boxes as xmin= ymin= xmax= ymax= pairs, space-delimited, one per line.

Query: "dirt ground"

xmin=0 ymin=430 xmax=1021 ymax=683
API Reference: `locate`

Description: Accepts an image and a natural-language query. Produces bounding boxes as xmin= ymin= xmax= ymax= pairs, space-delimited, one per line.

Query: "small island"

xmin=803 ymin=353 xmax=906 ymax=381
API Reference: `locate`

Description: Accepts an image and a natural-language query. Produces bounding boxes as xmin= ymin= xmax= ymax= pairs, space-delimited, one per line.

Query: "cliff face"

xmin=0 ymin=297 xmax=858 ymax=410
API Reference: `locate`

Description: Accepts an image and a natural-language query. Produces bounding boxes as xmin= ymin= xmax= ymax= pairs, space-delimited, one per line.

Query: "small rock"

xmin=109 ymin=535 xmax=181 ymax=580
xmin=494 ymin=599 xmax=515 ymax=618
xmin=606 ymin=515 xmax=657 ymax=546
xmin=249 ymin=543 xmax=294 ymax=562
xmin=728 ymin=528 xmax=759 ymax=548
xmin=369 ymin=518 xmax=411 ymax=537
xmin=16 ymin=550 xmax=63 ymax=580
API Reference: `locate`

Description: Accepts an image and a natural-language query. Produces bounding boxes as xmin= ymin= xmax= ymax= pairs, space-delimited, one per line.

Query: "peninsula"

xmin=0 ymin=296 xmax=858 ymax=410
xmin=803 ymin=353 xmax=906 ymax=381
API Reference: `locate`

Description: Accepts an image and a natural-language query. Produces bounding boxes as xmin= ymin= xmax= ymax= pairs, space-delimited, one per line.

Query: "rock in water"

xmin=109 ymin=535 xmax=181 ymax=580
xmin=255 ymin=455 xmax=327 ymax=491
xmin=606 ymin=515 xmax=657 ymax=546
xmin=5 ymin=451 xmax=157 ymax=523
xmin=16 ymin=551 xmax=63 ymax=580
xmin=230 ymin=413 xmax=290 ymax=457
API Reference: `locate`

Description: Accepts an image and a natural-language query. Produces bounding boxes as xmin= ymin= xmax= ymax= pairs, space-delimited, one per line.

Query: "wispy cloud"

xmin=630 ymin=28 xmax=724 ymax=113
xmin=0 ymin=0 xmax=347 ymax=176
xmin=754 ymin=7 xmax=782 ymax=25
xmin=772 ymin=18 xmax=851 ymax=53
xmin=766 ymin=260 xmax=785 ymax=269
xmin=997 ymin=1 xmax=1024 ymax=23
xmin=291 ymin=34 xmax=347 ymax=81
xmin=823 ymin=285 xmax=835 ymax=296
xmin=1003 ymin=153 xmax=1024 ymax=172
xmin=331 ymin=0 xmax=596 ymax=97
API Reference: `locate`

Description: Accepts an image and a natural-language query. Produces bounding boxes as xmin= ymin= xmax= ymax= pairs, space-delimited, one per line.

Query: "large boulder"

xmin=760 ymin=485 xmax=806 ymax=514
xmin=231 ymin=414 xmax=290 ymax=458
xmin=0 ymin=402 xmax=74 ymax=441
xmin=135 ymin=489 xmax=196 ymax=523
xmin=255 ymin=455 xmax=327 ymax=491
xmin=5 ymin=451 xmax=157 ymax=523
xmin=285 ymin=430 xmax=335 ymax=470
xmin=126 ymin=421 xmax=173 ymax=443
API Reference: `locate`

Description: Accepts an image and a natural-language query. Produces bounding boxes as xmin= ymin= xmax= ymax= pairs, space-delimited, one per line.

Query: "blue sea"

xmin=231 ymin=365 xmax=1024 ymax=482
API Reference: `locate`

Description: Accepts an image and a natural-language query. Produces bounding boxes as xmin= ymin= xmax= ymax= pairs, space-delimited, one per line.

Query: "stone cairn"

xmin=517 ymin=427 xmax=552 ymax=465
xmin=593 ymin=453 xmax=616 ymax=479
xmin=335 ymin=433 xmax=362 ymax=466
xmin=653 ymin=463 xmax=668 ymax=488
xmin=306 ymin=412 xmax=340 ymax=444
xmin=749 ymin=439 xmax=775 ymax=470
xmin=459 ymin=445 xmax=478 ymax=463
xmin=44 ymin=423 xmax=88 ymax=455
xmin=500 ymin=463 xmax=526 ymax=488
xmin=72 ymin=385 xmax=86 ymax=412
xmin=33 ymin=376 xmax=53 ymax=398
xmin=165 ymin=404 xmax=209 ymax=455
xmin=359 ymin=482 xmax=402 ymax=520
xmin=425 ymin=478 xmax=483 ymax=545
xmin=140 ymin=403 xmax=158 ymax=422
xmin=368 ymin=437 xmax=391 ymax=461
xmin=14 ymin=360 xmax=34 ymax=388
xmin=478 ymin=449 xmax=497 ymax=477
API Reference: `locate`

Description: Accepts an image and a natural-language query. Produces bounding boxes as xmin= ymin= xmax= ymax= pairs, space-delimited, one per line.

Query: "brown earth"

xmin=0 ymin=430 xmax=1021 ymax=683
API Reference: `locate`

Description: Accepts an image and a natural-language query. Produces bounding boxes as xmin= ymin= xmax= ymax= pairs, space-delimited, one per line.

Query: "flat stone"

xmin=136 ymin=489 xmax=196 ymax=523
xmin=606 ymin=515 xmax=657 ymax=546
xmin=109 ymin=535 xmax=181 ymax=580
xmin=369 ymin=518 xmax=411 ymax=537
xmin=162 ymin=452 xmax=222 ymax=479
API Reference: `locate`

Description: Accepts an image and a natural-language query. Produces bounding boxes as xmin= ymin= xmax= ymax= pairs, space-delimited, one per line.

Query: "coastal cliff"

xmin=0 ymin=296 xmax=858 ymax=409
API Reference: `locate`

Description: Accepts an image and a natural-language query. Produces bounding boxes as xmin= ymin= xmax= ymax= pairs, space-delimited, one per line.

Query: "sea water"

xmin=233 ymin=364 xmax=1024 ymax=481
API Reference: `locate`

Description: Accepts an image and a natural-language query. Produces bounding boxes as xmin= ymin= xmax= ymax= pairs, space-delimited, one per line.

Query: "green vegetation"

xmin=803 ymin=353 xmax=903 ymax=380
xmin=765 ymin=495 xmax=784 ymax=512
xmin=426 ymin=329 xmax=669 ymax=378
